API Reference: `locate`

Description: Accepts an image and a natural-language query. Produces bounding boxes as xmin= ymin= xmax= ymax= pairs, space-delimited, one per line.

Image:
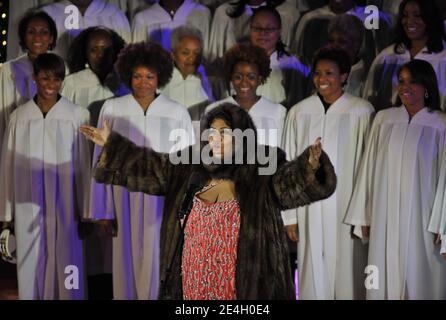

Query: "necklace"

xmin=198 ymin=179 xmax=225 ymax=194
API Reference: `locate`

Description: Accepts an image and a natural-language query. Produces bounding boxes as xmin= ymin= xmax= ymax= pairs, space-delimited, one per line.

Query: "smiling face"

xmin=249 ymin=11 xmax=281 ymax=56
xmin=87 ymin=30 xmax=113 ymax=73
xmin=397 ymin=67 xmax=426 ymax=109
xmin=25 ymin=17 xmax=53 ymax=58
xmin=172 ymin=36 xmax=202 ymax=78
xmin=130 ymin=65 xmax=158 ymax=100
xmin=34 ymin=70 xmax=62 ymax=101
xmin=208 ymin=118 xmax=233 ymax=159
xmin=402 ymin=1 xmax=427 ymax=43
xmin=231 ymin=62 xmax=262 ymax=100
xmin=313 ymin=59 xmax=347 ymax=103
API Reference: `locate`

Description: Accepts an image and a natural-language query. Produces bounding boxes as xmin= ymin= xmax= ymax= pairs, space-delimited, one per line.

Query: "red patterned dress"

xmin=182 ymin=196 xmax=241 ymax=300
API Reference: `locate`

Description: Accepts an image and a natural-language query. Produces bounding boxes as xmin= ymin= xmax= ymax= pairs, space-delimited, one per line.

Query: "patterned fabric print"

xmin=182 ymin=196 xmax=241 ymax=300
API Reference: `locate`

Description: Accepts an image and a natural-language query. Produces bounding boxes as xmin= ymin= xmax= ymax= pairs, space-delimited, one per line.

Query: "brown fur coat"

xmin=94 ymin=131 xmax=336 ymax=300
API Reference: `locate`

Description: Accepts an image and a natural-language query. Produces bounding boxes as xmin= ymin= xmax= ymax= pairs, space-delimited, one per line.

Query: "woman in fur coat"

xmin=80 ymin=103 xmax=337 ymax=300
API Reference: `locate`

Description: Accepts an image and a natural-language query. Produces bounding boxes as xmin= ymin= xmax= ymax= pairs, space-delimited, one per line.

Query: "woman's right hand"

xmin=286 ymin=224 xmax=299 ymax=242
xmin=80 ymin=120 xmax=111 ymax=147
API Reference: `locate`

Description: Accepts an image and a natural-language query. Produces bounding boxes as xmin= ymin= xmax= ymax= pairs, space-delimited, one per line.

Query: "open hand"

xmin=309 ymin=137 xmax=322 ymax=171
xmin=80 ymin=119 xmax=111 ymax=147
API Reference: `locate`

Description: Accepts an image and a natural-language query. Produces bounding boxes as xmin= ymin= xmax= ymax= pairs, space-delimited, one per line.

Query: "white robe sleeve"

xmin=428 ymin=116 xmax=446 ymax=237
xmin=131 ymin=12 xmax=147 ymax=43
xmin=86 ymin=101 xmax=116 ymax=220
xmin=344 ymin=112 xmax=382 ymax=236
xmin=74 ymin=109 xmax=92 ymax=220
xmin=0 ymin=63 xmax=17 ymax=151
xmin=280 ymin=106 xmax=299 ymax=226
xmin=207 ymin=6 xmax=235 ymax=61
xmin=0 ymin=112 xmax=17 ymax=222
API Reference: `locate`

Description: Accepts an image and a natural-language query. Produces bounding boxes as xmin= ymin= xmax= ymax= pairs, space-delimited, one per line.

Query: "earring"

xmin=425 ymin=91 xmax=429 ymax=99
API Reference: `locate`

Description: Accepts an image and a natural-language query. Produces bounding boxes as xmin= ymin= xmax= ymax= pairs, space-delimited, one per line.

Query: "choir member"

xmin=0 ymin=53 xmax=91 ymax=299
xmin=282 ymin=46 xmax=374 ymax=300
xmin=86 ymin=41 xmax=194 ymax=300
xmin=345 ymin=59 xmax=446 ymax=299
xmin=205 ymin=42 xmax=286 ymax=148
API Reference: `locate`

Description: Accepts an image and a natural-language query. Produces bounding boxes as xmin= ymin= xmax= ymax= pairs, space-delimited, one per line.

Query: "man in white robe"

xmin=205 ymin=96 xmax=286 ymax=148
xmin=345 ymin=106 xmax=446 ymax=300
xmin=0 ymin=97 xmax=91 ymax=299
xmin=132 ymin=0 xmax=211 ymax=53
xmin=86 ymin=93 xmax=194 ymax=300
xmin=281 ymin=92 xmax=373 ymax=300
xmin=363 ymin=45 xmax=446 ymax=111
xmin=42 ymin=0 xmax=131 ymax=59
xmin=208 ymin=1 xmax=300 ymax=61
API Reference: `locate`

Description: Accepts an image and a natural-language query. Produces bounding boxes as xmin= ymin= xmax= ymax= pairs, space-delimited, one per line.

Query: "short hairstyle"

xmin=223 ymin=42 xmax=271 ymax=84
xmin=115 ymin=41 xmax=174 ymax=89
xmin=312 ymin=46 xmax=351 ymax=84
xmin=18 ymin=10 xmax=57 ymax=51
xmin=394 ymin=0 xmax=445 ymax=53
xmin=395 ymin=59 xmax=441 ymax=111
xmin=250 ymin=6 xmax=290 ymax=58
xmin=67 ymin=26 xmax=126 ymax=74
xmin=170 ymin=25 xmax=203 ymax=52
xmin=327 ymin=14 xmax=365 ymax=47
xmin=33 ymin=53 xmax=66 ymax=80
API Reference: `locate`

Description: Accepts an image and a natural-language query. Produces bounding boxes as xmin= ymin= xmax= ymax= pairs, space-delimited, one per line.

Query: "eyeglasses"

xmin=250 ymin=26 xmax=280 ymax=34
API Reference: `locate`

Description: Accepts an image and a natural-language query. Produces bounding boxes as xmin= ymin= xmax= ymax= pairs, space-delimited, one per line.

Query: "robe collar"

xmin=312 ymin=92 xmax=353 ymax=114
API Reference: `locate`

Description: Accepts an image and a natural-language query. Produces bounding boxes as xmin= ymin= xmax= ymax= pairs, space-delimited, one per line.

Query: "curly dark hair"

xmin=18 ymin=10 xmax=57 ymax=51
xmin=223 ymin=42 xmax=271 ymax=84
xmin=115 ymin=41 xmax=174 ymax=89
xmin=394 ymin=0 xmax=445 ymax=54
xmin=67 ymin=26 xmax=125 ymax=77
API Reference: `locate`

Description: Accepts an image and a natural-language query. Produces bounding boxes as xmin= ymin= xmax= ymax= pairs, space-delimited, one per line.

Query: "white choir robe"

xmin=0 ymin=97 xmax=91 ymax=300
xmin=344 ymin=107 xmax=446 ymax=300
xmin=61 ymin=68 xmax=117 ymax=277
xmin=256 ymin=51 xmax=311 ymax=109
xmin=205 ymin=96 xmax=286 ymax=147
xmin=161 ymin=66 xmax=213 ymax=121
xmin=363 ymin=44 xmax=446 ymax=111
xmin=345 ymin=59 xmax=366 ymax=97
xmin=42 ymin=0 xmax=131 ymax=59
xmin=132 ymin=0 xmax=211 ymax=53
xmin=62 ymin=68 xmax=115 ymax=109
xmin=208 ymin=1 xmax=300 ymax=61
xmin=0 ymin=54 xmax=37 ymax=157
xmin=86 ymin=93 xmax=194 ymax=300
xmin=281 ymin=93 xmax=373 ymax=300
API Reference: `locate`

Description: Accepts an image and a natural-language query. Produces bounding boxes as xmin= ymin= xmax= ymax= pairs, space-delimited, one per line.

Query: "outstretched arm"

xmin=272 ymin=138 xmax=337 ymax=210
xmin=80 ymin=121 xmax=171 ymax=195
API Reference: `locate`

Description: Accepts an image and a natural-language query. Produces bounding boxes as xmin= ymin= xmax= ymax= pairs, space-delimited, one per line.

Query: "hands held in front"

xmin=80 ymin=119 xmax=111 ymax=147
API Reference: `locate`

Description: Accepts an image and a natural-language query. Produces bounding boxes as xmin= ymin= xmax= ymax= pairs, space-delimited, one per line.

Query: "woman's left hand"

xmin=309 ymin=137 xmax=322 ymax=171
